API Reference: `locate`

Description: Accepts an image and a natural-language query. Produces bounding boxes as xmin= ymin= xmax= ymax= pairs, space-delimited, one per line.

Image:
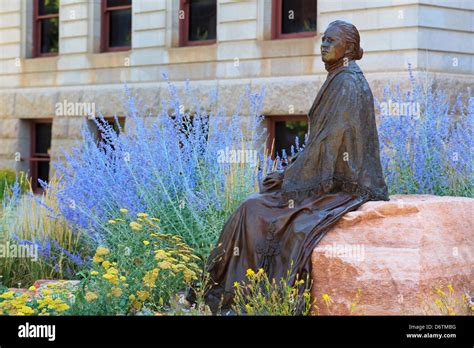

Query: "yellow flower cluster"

xmin=143 ymin=269 xmax=159 ymax=288
xmin=245 ymin=268 xmax=264 ymax=279
xmin=135 ymin=217 xmax=202 ymax=306
xmin=419 ymin=283 xmax=474 ymax=315
xmin=85 ymin=292 xmax=98 ymax=302
xmin=149 ymin=230 xmax=200 ymax=283
xmin=153 ymin=247 xmax=199 ymax=283
xmin=245 ymin=303 xmax=254 ymax=315
xmin=86 ymin=210 xmax=202 ymax=313
xmin=232 ymin=266 xmax=314 ymax=315
xmin=322 ymin=293 xmax=333 ymax=307
xmin=92 ymin=246 xmax=110 ymax=263
xmin=0 ymin=292 xmax=35 ymax=316
xmin=102 ymin=266 xmax=127 ymax=287
xmin=111 ymin=287 xmax=122 ymax=298
xmin=130 ymin=221 xmax=143 ymax=231
xmin=137 ymin=290 xmax=150 ymax=301
xmin=91 ymin=247 xmax=128 ymax=289
xmin=37 ymin=297 xmax=70 ymax=313
xmin=82 ymin=245 xmax=131 ymax=305
xmin=0 ymin=281 xmax=72 ymax=316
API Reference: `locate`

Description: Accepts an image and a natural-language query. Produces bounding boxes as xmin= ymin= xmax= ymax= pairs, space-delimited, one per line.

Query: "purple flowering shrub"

xmin=3 ymin=68 xmax=470 ymax=286
xmin=54 ymin=79 xmax=267 ymax=256
xmin=376 ymin=67 xmax=473 ymax=197
xmin=52 ymin=69 xmax=472 ymax=263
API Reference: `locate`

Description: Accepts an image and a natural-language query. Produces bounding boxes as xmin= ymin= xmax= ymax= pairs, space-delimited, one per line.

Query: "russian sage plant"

xmin=376 ymin=67 xmax=473 ymax=197
xmin=54 ymin=78 xmax=267 ymax=256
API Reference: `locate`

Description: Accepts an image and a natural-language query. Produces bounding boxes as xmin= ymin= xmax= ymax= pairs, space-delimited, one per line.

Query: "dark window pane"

xmin=188 ymin=0 xmax=216 ymax=41
xmin=109 ymin=9 xmax=132 ymax=47
xmin=34 ymin=123 xmax=52 ymax=154
xmin=40 ymin=18 xmax=59 ymax=53
xmin=281 ymin=0 xmax=316 ymax=34
xmin=38 ymin=0 xmax=59 ymax=15
xmin=107 ymin=0 xmax=132 ymax=7
xmin=37 ymin=161 xmax=50 ymax=184
xmin=274 ymin=120 xmax=307 ymax=158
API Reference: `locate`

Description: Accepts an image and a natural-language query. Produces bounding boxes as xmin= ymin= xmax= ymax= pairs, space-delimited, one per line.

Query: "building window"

xmin=266 ymin=116 xmax=308 ymax=162
xmin=29 ymin=120 xmax=52 ymax=193
xmin=101 ymin=0 xmax=132 ymax=52
xmin=179 ymin=0 xmax=217 ymax=47
xmin=272 ymin=0 xmax=317 ymax=39
xmin=33 ymin=0 xmax=59 ymax=57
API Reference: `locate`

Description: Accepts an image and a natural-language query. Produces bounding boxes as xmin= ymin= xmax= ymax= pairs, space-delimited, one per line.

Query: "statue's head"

xmin=321 ymin=20 xmax=363 ymax=65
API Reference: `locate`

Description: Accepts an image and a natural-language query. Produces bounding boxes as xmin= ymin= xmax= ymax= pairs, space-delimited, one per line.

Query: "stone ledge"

xmin=311 ymin=194 xmax=474 ymax=315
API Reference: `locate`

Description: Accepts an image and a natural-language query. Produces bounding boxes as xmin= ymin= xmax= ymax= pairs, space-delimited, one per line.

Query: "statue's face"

xmin=321 ymin=26 xmax=347 ymax=64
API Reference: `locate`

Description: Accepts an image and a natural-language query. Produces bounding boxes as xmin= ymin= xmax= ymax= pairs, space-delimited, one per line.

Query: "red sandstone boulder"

xmin=311 ymin=195 xmax=474 ymax=315
xmin=32 ymin=279 xmax=80 ymax=290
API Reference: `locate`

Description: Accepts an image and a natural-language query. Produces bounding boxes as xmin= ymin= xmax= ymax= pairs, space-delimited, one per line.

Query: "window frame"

xmin=29 ymin=119 xmax=53 ymax=194
xmin=266 ymin=115 xmax=308 ymax=160
xmin=101 ymin=0 xmax=132 ymax=52
xmin=179 ymin=0 xmax=217 ymax=47
xmin=271 ymin=0 xmax=317 ymax=40
xmin=33 ymin=0 xmax=59 ymax=58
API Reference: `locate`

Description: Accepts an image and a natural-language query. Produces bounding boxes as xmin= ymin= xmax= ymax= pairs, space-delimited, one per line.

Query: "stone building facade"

xmin=0 ymin=0 xmax=473 ymax=191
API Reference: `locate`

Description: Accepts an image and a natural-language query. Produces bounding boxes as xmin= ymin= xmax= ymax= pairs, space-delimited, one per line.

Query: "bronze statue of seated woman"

xmin=191 ymin=20 xmax=389 ymax=314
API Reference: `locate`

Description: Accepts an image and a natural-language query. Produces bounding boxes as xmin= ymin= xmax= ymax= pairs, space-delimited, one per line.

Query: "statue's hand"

xmin=259 ymin=151 xmax=301 ymax=193
xmin=260 ymin=171 xmax=284 ymax=193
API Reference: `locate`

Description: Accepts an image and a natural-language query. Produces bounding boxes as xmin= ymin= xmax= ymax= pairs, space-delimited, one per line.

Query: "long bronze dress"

xmin=202 ymin=60 xmax=389 ymax=313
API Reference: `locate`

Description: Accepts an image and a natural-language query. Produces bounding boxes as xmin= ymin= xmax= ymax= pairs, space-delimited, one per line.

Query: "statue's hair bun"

xmin=327 ymin=20 xmax=364 ymax=61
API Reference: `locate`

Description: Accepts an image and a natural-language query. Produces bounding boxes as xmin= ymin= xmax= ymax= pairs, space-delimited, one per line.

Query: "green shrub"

xmin=69 ymin=210 xmax=202 ymax=315
xmin=0 ymin=175 xmax=86 ymax=288
xmin=0 ymin=282 xmax=73 ymax=316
